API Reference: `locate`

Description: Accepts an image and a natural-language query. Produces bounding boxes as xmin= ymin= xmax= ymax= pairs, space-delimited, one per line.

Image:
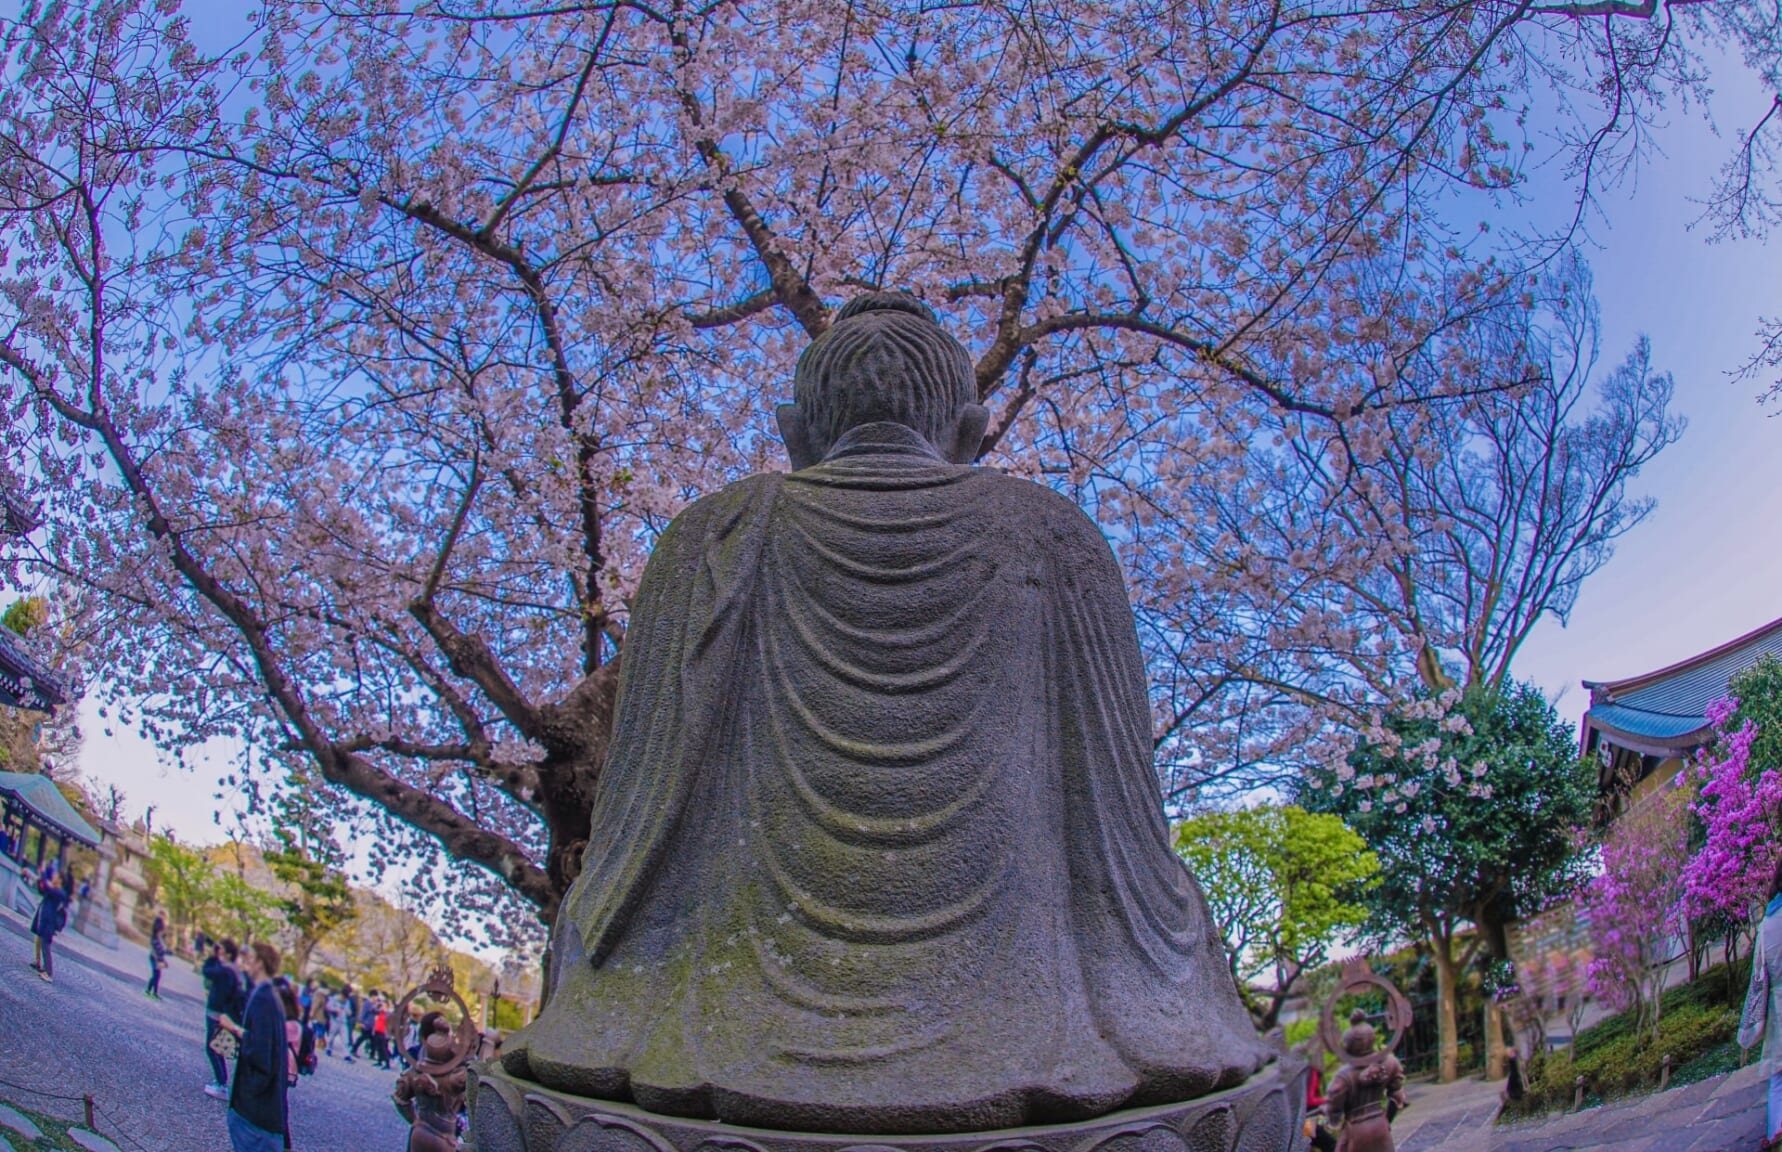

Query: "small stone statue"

xmin=1322 ymin=1011 xmax=1408 ymax=1152
xmin=503 ymin=292 xmax=1271 ymax=1135
xmin=391 ymin=968 xmax=478 ymax=1152
xmin=393 ymin=1014 xmax=468 ymax=1151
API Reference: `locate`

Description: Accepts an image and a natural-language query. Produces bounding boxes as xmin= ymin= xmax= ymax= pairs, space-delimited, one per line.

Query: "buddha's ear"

xmin=944 ymin=403 xmax=991 ymax=465
xmin=776 ymin=402 xmax=819 ymax=471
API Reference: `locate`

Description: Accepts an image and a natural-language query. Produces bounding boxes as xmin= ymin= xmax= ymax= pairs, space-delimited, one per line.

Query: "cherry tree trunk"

xmin=1484 ymin=1000 xmax=1507 ymax=1080
xmin=1433 ymin=938 xmax=1461 ymax=1083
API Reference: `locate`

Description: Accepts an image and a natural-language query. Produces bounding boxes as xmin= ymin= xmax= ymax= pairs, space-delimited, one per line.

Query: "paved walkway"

xmin=1392 ymin=1065 xmax=1767 ymax=1151
xmin=1392 ymin=1075 xmax=1505 ymax=1149
xmin=0 ymin=907 xmax=205 ymax=1005
xmin=0 ymin=903 xmax=408 ymax=1151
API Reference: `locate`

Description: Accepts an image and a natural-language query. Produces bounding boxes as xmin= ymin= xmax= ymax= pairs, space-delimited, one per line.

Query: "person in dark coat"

xmin=146 ymin=913 xmax=169 ymax=998
xmin=28 ymin=869 xmax=71 ymax=983
xmin=220 ymin=941 xmax=288 ymax=1152
xmin=203 ymin=938 xmax=246 ymax=1098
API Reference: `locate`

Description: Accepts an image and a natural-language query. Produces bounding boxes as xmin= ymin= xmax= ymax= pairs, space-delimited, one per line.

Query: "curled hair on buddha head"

xmin=792 ymin=291 xmax=976 ymax=457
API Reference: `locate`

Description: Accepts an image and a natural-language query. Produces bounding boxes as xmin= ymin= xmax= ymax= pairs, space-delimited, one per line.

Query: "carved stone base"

xmin=73 ymin=893 xmax=118 ymax=948
xmin=468 ymin=1061 xmax=1305 ymax=1152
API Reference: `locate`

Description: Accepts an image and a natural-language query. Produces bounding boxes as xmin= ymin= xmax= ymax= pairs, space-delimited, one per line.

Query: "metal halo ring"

xmin=1318 ymin=959 xmax=1413 ymax=1068
xmin=393 ymin=976 xmax=480 ymax=1076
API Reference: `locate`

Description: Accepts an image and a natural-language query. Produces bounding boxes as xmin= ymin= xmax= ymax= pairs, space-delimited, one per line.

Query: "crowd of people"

xmin=191 ymin=931 xmax=471 ymax=1149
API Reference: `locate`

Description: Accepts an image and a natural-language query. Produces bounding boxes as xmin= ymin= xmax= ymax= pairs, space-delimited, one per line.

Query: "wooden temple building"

xmin=1582 ymin=614 xmax=1782 ymax=819
xmin=0 ymin=482 xmax=88 ymax=915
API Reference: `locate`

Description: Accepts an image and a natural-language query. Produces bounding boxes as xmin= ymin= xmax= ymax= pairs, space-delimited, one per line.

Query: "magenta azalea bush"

xmin=1574 ymin=657 xmax=1782 ymax=1038
xmin=1682 ymin=688 xmax=1782 ymax=923
xmin=1578 ymin=778 xmax=1692 ymax=1028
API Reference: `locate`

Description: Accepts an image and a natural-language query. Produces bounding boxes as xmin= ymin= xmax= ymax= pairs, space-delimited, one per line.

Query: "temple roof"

xmin=0 ymin=488 xmax=39 ymax=538
xmin=0 ymin=770 xmax=100 ymax=846
xmin=1582 ymin=615 xmax=1782 ymax=756
xmin=0 ymin=624 xmax=67 ymax=712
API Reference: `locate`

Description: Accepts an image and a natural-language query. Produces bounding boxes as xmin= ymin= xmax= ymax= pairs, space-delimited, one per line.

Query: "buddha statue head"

xmin=776 ymin=292 xmax=990 ymax=469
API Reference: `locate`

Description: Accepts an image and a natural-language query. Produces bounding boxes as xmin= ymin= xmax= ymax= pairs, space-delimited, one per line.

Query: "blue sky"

xmin=1508 ymin=63 xmax=1782 ymax=730
xmin=69 ymin=22 xmax=1782 ymax=843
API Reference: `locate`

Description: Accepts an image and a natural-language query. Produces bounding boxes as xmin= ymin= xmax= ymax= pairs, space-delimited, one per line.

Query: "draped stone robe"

xmin=512 ymin=422 xmax=1270 ymax=1135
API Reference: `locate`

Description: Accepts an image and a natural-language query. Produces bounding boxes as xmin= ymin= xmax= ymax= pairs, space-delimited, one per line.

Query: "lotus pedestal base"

xmin=468 ymin=1061 xmax=1305 ymax=1152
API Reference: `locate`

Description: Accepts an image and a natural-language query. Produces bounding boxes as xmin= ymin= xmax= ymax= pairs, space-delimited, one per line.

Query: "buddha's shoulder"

xmin=967 ymin=469 xmax=1112 ymax=543
xmin=655 ymin=473 xmax=785 ymax=539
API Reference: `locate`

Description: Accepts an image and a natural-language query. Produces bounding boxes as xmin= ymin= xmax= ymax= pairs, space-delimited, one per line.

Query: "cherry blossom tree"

xmin=0 ymin=0 xmax=1776 ymax=943
xmin=1305 ymin=680 xmax=1595 ymax=1081
xmin=1176 ymin=248 xmax=1681 ymax=797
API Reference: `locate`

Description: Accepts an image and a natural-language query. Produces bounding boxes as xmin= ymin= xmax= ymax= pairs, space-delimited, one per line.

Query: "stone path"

xmin=1391 ymin=1075 xmax=1504 ymax=1150
xmin=1393 ymin=1064 xmax=1767 ymax=1151
xmin=0 ymin=1104 xmax=40 ymax=1143
xmin=0 ymin=910 xmax=205 ymax=1006
xmin=0 ymin=903 xmax=409 ymax=1152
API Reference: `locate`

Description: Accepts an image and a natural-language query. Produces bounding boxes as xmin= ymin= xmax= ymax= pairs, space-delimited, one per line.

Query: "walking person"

xmin=351 ymin=990 xmax=377 ymax=1061
xmin=372 ymin=995 xmax=392 ymax=1068
xmin=203 ymin=938 xmax=246 ymax=1099
xmin=403 ymin=1007 xmax=421 ymax=1064
xmin=218 ymin=941 xmax=289 ymax=1152
xmin=27 ymin=867 xmax=71 ymax=983
xmin=326 ymin=984 xmax=349 ymax=1057
xmin=306 ymin=982 xmax=329 ymax=1055
xmin=146 ymin=913 xmax=169 ymax=998
xmin=1740 ymin=856 xmax=1782 ymax=1151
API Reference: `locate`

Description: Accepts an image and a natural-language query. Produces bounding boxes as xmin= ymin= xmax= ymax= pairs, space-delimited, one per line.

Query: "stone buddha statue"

xmin=502 ymin=292 xmax=1273 ymax=1137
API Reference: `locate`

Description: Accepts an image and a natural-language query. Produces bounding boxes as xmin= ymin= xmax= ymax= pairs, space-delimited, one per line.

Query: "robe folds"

xmin=510 ymin=423 xmax=1271 ymax=1135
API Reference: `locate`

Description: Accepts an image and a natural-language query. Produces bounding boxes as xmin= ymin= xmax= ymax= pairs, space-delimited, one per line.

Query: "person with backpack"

xmin=218 ymin=941 xmax=288 ymax=1152
xmin=290 ymin=984 xmax=319 ymax=1079
xmin=203 ymin=939 xmax=247 ymax=1099
xmin=27 ymin=867 xmax=71 ymax=983
xmin=307 ymin=984 xmax=329 ymax=1057
xmin=275 ymin=981 xmax=302 ymax=1148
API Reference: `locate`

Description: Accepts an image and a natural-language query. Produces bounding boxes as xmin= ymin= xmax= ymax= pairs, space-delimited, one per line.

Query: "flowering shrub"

xmin=1681 ymin=656 xmax=1782 ymax=925
xmin=1579 ymin=777 xmax=1693 ymax=1035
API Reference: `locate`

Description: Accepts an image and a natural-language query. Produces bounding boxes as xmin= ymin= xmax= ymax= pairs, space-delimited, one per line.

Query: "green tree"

xmin=1725 ymin=654 xmax=1782 ymax=773
xmin=1175 ymin=805 xmax=1379 ymax=1030
xmin=145 ymin=833 xmax=217 ymax=948
xmin=265 ymin=768 xmax=357 ymax=976
xmin=1 ymin=596 xmax=47 ymax=636
xmin=1301 ymin=681 xmax=1595 ymax=1082
xmin=211 ymin=866 xmax=282 ymax=947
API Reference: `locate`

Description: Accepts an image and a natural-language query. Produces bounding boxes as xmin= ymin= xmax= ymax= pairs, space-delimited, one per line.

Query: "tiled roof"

xmin=0 ymin=625 xmax=66 ymax=712
xmin=1584 ymin=615 xmax=1782 ymax=751
xmin=0 ymin=770 xmax=100 ymax=846
xmin=1584 ymin=702 xmax=1707 ymax=742
xmin=0 ymin=488 xmax=38 ymax=537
